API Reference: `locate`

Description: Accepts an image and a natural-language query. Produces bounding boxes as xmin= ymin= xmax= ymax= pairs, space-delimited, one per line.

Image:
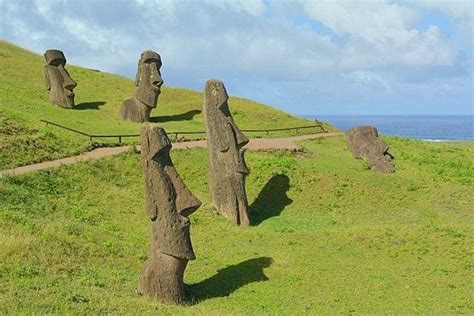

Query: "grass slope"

xmin=1 ymin=136 xmax=472 ymax=314
xmin=0 ymin=40 xmax=321 ymax=169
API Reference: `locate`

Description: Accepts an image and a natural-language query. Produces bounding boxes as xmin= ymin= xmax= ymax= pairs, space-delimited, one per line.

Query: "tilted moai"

xmin=138 ymin=126 xmax=201 ymax=304
xmin=203 ymin=80 xmax=251 ymax=226
xmin=346 ymin=125 xmax=395 ymax=173
xmin=120 ymin=51 xmax=163 ymax=122
xmin=43 ymin=49 xmax=77 ymax=109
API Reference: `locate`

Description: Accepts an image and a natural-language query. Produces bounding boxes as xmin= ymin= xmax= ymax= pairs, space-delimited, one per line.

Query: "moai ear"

xmin=44 ymin=65 xmax=51 ymax=91
xmin=135 ymin=60 xmax=142 ymax=87
xmin=210 ymin=117 xmax=230 ymax=152
xmin=214 ymin=132 xmax=230 ymax=153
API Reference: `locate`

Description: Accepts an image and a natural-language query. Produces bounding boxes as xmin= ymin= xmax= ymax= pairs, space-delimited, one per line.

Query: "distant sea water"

xmin=303 ymin=115 xmax=473 ymax=141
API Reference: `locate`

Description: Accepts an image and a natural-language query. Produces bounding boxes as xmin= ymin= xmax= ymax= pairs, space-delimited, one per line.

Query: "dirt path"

xmin=172 ymin=132 xmax=341 ymax=150
xmin=0 ymin=132 xmax=341 ymax=177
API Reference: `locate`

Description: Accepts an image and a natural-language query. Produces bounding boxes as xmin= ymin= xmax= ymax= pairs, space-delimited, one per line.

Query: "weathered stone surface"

xmin=203 ymin=79 xmax=250 ymax=225
xmin=120 ymin=51 xmax=163 ymax=122
xmin=346 ymin=125 xmax=395 ymax=173
xmin=43 ymin=49 xmax=77 ymax=109
xmin=138 ymin=126 xmax=201 ymax=304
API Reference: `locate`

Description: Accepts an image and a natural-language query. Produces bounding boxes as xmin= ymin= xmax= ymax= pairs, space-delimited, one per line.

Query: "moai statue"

xmin=138 ymin=125 xmax=201 ymax=304
xmin=203 ymin=79 xmax=251 ymax=226
xmin=120 ymin=51 xmax=164 ymax=122
xmin=43 ymin=49 xmax=77 ymax=109
xmin=346 ymin=125 xmax=395 ymax=173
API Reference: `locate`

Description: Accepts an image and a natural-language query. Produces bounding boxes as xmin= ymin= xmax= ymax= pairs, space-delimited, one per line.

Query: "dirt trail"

xmin=172 ymin=132 xmax=341 ymax=150
xmin=0 ymin=132 xmax=341 ymax=177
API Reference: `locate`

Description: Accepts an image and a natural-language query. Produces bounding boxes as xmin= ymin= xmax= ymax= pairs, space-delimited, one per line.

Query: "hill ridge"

xmin=0 ymin=40 xmax=327 ymax=168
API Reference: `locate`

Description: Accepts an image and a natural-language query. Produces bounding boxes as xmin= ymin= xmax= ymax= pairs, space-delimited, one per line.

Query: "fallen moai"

xmin=203 ymin=79 xmax=251 ymax=225
xmin=138 ymin=125 xmax=201 ymax=304
xmin=43 ymin=49 xmax=77 ymax=109
xmin=346 ymin=125 xmax=394 ymax=173
xmin=120 ymin=51 xmax=163 ymax=122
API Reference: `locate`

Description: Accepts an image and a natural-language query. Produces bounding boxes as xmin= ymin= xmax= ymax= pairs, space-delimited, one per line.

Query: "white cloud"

xmin=301 ymin=0 xmax=459 ymax=69
xmin=205 ymin=0 xmax=266 ymax=16
xmin=0 ymin=0 xmax=471 ymax=114
xmin=413 ymin=0 xmax=473 ymax=44
xmin=302 ymin=0 xmax=420 ymax=44
xmin=342 ymin=70 xmax=391 ymax=91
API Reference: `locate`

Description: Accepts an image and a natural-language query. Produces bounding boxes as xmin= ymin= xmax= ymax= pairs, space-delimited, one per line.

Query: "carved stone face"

xmin=346 ymin=125 xmax=394 ymax=173
xmin=204 ymin=80 xmax=249 ymax=174
xmin=141 ymin=126 xmax=201 ymax=260
xmin=135 ymin=51 xmax=164 ymax=108
xmin=44 ymin=50 xmax=77 ymax=108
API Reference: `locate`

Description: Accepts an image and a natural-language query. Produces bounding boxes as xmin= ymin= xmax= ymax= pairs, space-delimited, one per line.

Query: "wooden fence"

xmin=41 ymin=119 xmax=327 ymax=143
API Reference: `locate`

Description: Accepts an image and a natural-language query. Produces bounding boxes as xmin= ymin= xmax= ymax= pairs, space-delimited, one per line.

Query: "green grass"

xmin=1 ymin=135 xmax=472 ymax=314
xmin=0 ymin=40 xmax=328 ymax=169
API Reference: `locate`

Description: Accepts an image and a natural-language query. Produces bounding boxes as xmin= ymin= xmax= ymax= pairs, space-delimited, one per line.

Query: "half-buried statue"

xmin=203 ymin=79 xmax=251 ymax=226
xmin=43 ymin=49 xmax=77 ymax=109
xmin=120 ymin=51 xmax=164 ymax=122
xmin=138 ymin=125 xmax=201 ymax=304
xmin=346 ymin=125 xmax=395 ymax=173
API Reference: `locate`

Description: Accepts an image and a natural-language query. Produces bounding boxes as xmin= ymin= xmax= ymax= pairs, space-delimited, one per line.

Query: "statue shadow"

xmin=150 ymin=109 xmax=201 ymax=123
xmin=250 ymin=174 xmax=293 ymax=226
xmin=187 ymin=257 xmax=273 ymax=304
xmin=75 ymin=101 xmax=106 ymax=110
xmin=150 ymin=110 xmax=201 ymax=123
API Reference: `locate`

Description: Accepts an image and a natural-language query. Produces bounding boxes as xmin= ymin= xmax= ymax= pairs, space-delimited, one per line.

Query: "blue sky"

xmin=1 ymin=0 xmax=472 ymax=115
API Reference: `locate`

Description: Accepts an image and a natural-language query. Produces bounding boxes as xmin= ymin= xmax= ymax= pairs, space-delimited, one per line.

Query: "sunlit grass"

xmin=1 ymin=136 xmax=472 ymax=314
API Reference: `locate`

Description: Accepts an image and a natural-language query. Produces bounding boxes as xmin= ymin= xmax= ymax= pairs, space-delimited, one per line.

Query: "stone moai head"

xmin=204 ymin=79 xmax=250 ymax=174
xmin=135 ymin=51 xmax=164 ymax=109
xmin=346 ymin=125 xmax=394 ymax=173
xmin=203 ymin=80 xmax=251 ymax=225
xmin=43 ymin=49 xmax=77 ymax=109
xmin=139 ymin=125 xmax=201 ymax=304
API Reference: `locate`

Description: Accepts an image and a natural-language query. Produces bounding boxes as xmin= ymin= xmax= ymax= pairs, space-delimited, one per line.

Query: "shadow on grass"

xmin=187 ymin=257 xmax=273 ymax=304
xmin=250 ymin=174 xmax=292 ymax=226
xmin=75 ymin=101 xmax=106 ymax=110
xmin=150 ymin=110 xmax=201 ymax=123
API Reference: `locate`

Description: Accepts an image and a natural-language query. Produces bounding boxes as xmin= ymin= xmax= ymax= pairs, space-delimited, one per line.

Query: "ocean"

xmin=304 ymin=115 xmax=473 ymax=141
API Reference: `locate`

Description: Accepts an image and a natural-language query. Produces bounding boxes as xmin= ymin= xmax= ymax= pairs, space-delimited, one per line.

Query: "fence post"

xmin=315 ymin=119 xmax=326 ymax=133
xmin=118 ymin=136 xmax=122 ymax=144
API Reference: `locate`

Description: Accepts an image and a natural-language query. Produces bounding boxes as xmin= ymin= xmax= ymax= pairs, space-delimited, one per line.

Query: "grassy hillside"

xmin=1 ymin=135 xmax=472 ymax=314
xmin=0 ymin=40 xmax=321 ymax=169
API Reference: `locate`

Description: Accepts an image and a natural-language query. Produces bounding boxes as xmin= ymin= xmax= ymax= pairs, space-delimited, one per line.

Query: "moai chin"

xmin=43 ymin=49 xmax=77 ymax=109
xmin=346 ymin=125 xmax=395 ymax=173
xmin=138 ymin=126 xmax=201 ymax=304
xmin=203 ymin=79 xmax=251 ymax=226
xmin=120 ymin=51 xmax=163 ymax=122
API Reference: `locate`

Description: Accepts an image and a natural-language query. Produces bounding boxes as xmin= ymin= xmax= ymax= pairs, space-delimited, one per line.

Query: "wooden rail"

xmin=41 ymin=119 xmax=327 ymax=143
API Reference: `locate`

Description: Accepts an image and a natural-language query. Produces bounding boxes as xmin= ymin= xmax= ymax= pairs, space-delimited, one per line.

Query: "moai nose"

xmin=232 ymin=122 xmax=249 ymax=146
xmin=64 ymin=77 xmax=77 ymax=90
xmin=59 ymin=65 xmax=77 ymax=90
xmin=151 ymin=66 xmax=163 ymax=88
